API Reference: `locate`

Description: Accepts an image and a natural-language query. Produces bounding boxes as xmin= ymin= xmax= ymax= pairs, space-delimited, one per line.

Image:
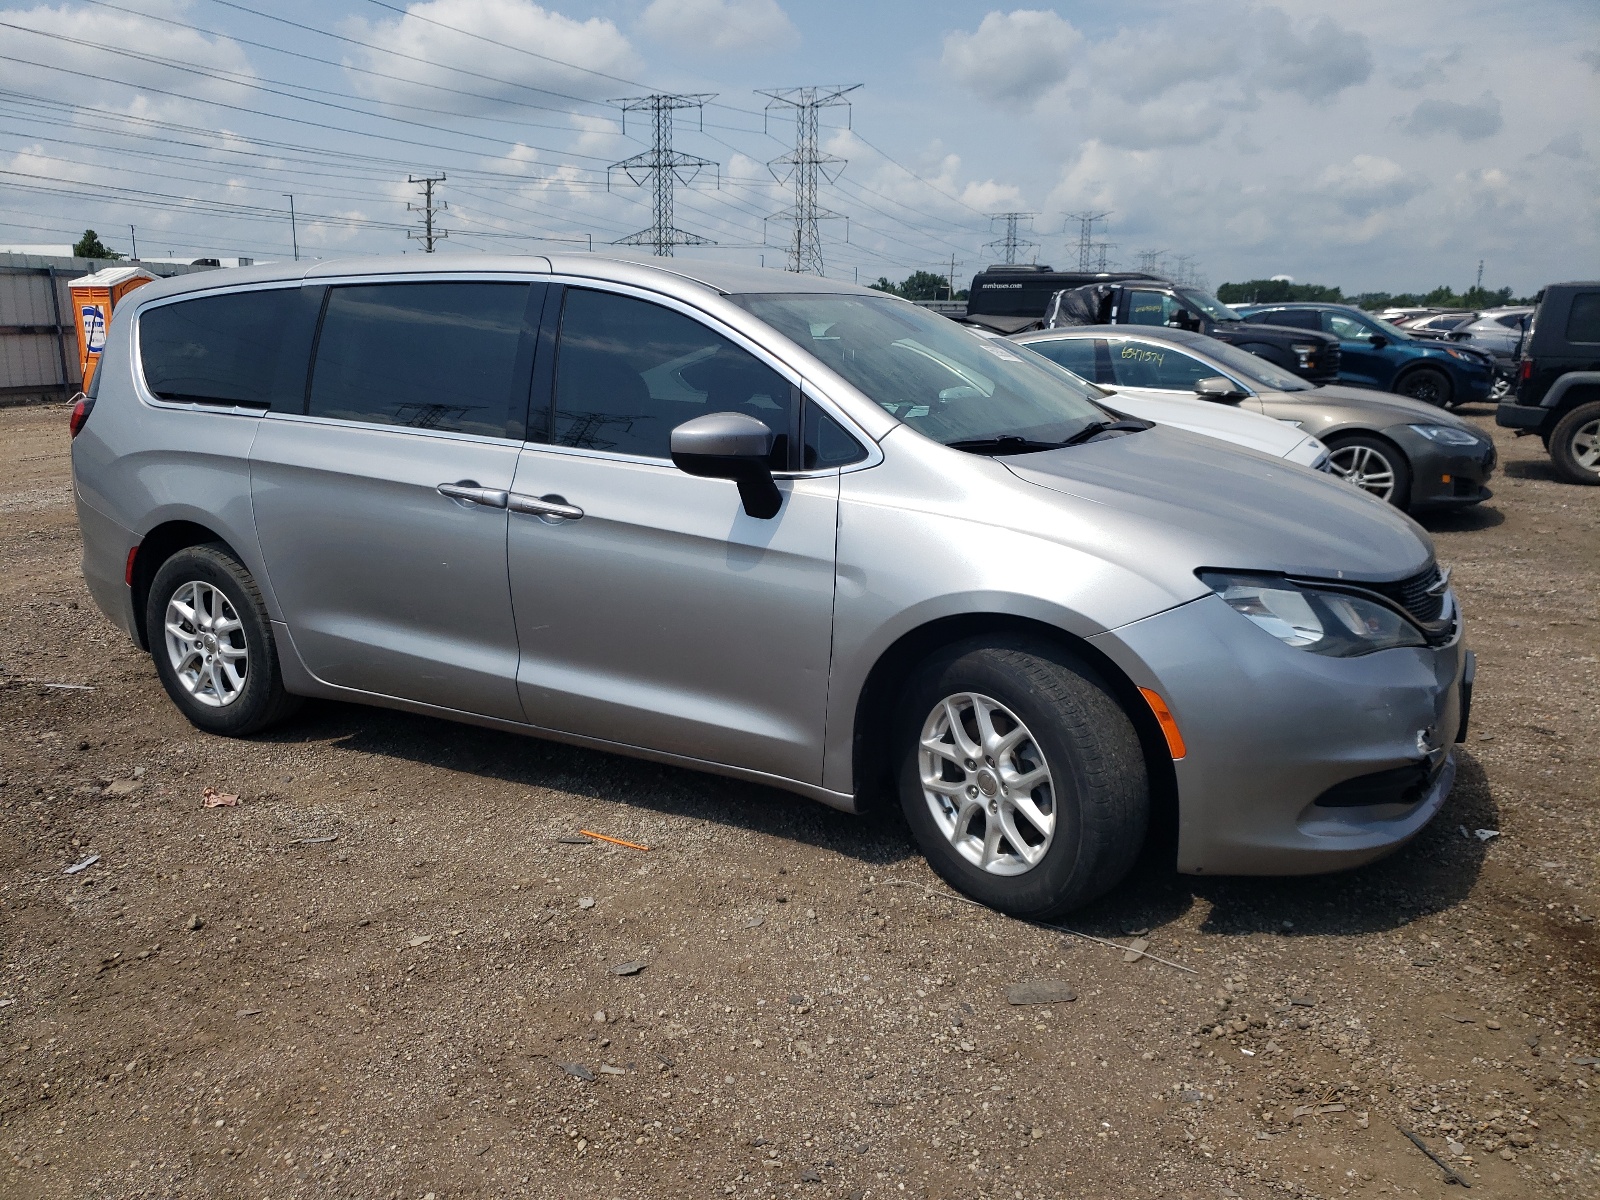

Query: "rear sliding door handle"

xmin=508 ymin=492 xmax=584 ymax=521
xmin=436 ymin=482 xmax=509 ymax=508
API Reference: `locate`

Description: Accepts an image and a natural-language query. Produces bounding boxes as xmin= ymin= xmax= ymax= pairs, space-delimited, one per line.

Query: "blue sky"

xmin=2 ymin=0 xmax=1595 ymax=294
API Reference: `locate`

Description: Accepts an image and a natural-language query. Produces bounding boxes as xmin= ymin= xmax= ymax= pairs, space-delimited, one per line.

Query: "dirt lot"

xmin=1 ymin=399 xmax=1596 ymax=1200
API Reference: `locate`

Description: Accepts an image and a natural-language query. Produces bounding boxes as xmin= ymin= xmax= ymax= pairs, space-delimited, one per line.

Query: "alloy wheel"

xmin=1571 ymin=417 xmax=1600 ymax=476
xmin=918 ymin=692 xmax=1055 ymax=877
xmin=163 ymin=580 xmax=248 ymax=707
xmin=1328 ymin=444 xmax=1397 ymax=501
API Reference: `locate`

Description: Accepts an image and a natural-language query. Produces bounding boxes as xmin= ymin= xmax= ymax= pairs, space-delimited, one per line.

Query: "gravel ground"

xmin=1 ymin=399 xmax=1596 ymax=1200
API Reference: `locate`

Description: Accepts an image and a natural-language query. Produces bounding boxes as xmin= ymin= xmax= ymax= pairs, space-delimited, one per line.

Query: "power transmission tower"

xmin=407 ymin=173 xmax=447 ymax=252
xmin=985 ymin=212 xmax=1038 ymax=264
xmin=1064 ymin=211 xmax=1111 ymax=272
xmin=1171 ymin=253 xmax=1198 ymax=288
xmin=609 ymin=94 xmax=718 ymax=256
xmin=758 ymin=85 xmax=859 ymax=275
xmin=1093 ymin=242 xmax=1117 ymax=272
xmin=1135 ymin=247 xmax=1166 ymax=275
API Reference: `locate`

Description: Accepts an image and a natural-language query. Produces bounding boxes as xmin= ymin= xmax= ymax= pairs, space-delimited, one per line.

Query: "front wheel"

xmin=895 ymin=637 xmax=1149 ymax=919
xmin=1395 ymin=365 xmax=1454 ymax=408
xmin=145 ymin=543 xmax=301 ymax=736
xmin=1326 ymin=435 xmax=1412 ymax=508
xmin=1549 ymin=401 xmax=1600 ymax=485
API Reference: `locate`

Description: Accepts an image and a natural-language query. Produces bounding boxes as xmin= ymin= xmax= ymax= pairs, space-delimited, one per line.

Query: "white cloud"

xmin=1254 ymin=10 xmax=1372 ymax=101
xmin=1314 ymin=155 xmax=1426 ymax=216
xmin=636 ymin=0 xmax=797 ymax=56
xmin=344 ymin=0 xmax=640 ymax=114
xmin=939 ymin=10 xmax=1082 ymax=106
xmin=1404 ymin=92 xmax=1504 ymax=141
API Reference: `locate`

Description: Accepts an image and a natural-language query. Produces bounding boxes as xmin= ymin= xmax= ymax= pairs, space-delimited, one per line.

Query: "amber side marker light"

xmin=1139 ymin=687 xmax=1187 ymax=760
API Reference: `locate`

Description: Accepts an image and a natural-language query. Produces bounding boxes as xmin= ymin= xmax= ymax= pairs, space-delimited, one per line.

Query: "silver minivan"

xmin=71 ymin=256 xmax=1473 ymax=915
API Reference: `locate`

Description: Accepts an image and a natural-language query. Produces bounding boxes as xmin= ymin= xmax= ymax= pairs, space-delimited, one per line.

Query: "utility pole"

xmin=128 ymin=224 xmax=138 ymax=260
xmin=1064 ymin=211 xmax=1111 ymax=272
xmin=948 ymin=252 xmax=960 ymax=300
xmin=758 ymin=85 xmax=859 ymax=275
xmin=407 ymin=174 xmax=447 ymax=253
xmin=609 ymin=94 xmax=717 ymax=256
xmin=985 ymin=212 xmax=1037 ymax=265
xmin=1475 ymin=259 xmax=1484 ymax=292
xmin=283 ymin=194 xmax=300 ymax=261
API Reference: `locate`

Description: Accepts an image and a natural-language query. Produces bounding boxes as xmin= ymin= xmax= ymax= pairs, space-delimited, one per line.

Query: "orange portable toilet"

xmin=68 ymin=265 xmax=156 ymax=392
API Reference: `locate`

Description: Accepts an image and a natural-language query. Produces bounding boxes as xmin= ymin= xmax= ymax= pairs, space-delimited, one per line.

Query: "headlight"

xmin=1291 ymin=343 xmax=1317 ymax=368
xmin=1442 ymin=347 xmax=1484 ymax=364
xmin=1408 ymin=424 xmax=1482 ymax=446
xmin=1199 ymin=571 xmax=1427 ymax=657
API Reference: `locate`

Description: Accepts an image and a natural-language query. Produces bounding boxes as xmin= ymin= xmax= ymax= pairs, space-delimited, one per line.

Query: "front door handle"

xmin=437 ymin=482 xmax=509 ymax=508
xmin=508 ymin=492 xmax=584 ymax=521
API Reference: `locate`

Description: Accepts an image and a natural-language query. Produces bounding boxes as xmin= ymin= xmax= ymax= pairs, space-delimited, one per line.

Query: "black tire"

xmin=1395 ymin=365 xmax=1454 ymax=408
xmin=894 ymin=636 xmax=1149 ymax=919
xmin=1549 ymin=401 xmax=1600 ymax=486
xmin=1326 ymin=434 xmax=1413 ymax=509
xmin=144 ymin=543 xmax=301 ymax=736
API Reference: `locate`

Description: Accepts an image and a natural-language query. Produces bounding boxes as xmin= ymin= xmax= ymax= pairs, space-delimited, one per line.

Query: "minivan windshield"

xmin=736 ymin=293 xmax=1110 ymax=450
xmin=1179 ymin=288 xmax=1243 ymax=323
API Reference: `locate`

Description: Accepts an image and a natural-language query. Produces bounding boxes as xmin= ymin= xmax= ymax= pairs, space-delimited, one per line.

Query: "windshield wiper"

xmin=1059 ymin=417 xmax=1153 ymax=446
xmin=944 ymin=435 xmax=1070 ymax=456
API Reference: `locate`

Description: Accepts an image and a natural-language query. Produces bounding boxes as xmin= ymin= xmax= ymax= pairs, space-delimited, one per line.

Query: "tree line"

xmin=1215 ymin=278 xmax=1534 ymax=311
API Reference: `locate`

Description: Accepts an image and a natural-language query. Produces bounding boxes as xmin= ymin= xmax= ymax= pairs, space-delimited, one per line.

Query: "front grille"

xmin=1371 ymin=563 xmax=1447 ymax=624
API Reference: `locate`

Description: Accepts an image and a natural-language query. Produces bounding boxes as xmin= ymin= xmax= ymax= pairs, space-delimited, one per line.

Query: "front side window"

xmin=736 ymin=292 xmax=1108 ymax=449
xmin=1125 ymin=290 xmax=1182 ymax=326
xmin=1192 ymin=338 xmax=1312 ymax=392
xmin=140 ymin=287 xmax=303 ymax=407
xmin=552 ymin=288 xmax=795 ymax=461
xmin=308 ymin=282 xmax=536 ymax=437
xmin=1107 ymin=340 xmax=1221 ymax=390
xmin=1324 ymin=311 xmax=1375 ymax=341
xmin=1176 ymin=288 xmax=1242 ymax=322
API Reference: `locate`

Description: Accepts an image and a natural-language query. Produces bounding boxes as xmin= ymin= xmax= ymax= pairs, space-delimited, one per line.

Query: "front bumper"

xmin=1386 ymin=423 xmax=1497 ymax=507
xmin=1090 ymin=593 xmax=1468 ymax=876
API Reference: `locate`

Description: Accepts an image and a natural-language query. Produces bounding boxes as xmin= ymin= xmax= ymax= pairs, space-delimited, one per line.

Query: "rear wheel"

xmin=1326 ymin=435 xmax=1412 ymax=508
xmin=1549 ymin=401 xmax=1600 ymax=486
xmin=895 ymin=637 xmax=1149 ymax=918
xmin=1395 ymin=365 xmax=1453 ymax=408
xmin=145 ymin=543 xmax=300 ymax=736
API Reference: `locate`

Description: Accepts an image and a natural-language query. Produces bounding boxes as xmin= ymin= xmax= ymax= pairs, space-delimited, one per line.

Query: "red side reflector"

xmin=1139 ymin=687 xmax=1188 ymax=760
xmin=124 ymin=545 xmax=139 ymax=587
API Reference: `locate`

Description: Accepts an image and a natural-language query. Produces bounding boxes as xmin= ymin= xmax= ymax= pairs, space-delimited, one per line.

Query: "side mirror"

xmin=670 ymin=411 xmax=782 ymax=519
xmin=1193 ymin=376 xmax=1246 ymax=402
xmin=1368 ymin=334 xmax=1388 ymax=348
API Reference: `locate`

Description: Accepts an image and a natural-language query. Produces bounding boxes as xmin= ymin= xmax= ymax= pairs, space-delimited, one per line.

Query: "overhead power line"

xmin=759 ymin=85 xmax=859 ymax=275
xmin=609 ymin=95 xmax=717 ymax=256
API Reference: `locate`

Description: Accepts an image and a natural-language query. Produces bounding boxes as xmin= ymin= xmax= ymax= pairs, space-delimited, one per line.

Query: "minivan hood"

xmin=1004 ymin=425 xmax=1433 ymax=583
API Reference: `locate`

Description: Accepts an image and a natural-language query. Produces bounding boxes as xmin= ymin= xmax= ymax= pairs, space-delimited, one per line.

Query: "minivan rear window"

xmin=139 ymin=287 xmax=303 ymax=407
xmin=308 ymin=282 xmax=538 ymax=438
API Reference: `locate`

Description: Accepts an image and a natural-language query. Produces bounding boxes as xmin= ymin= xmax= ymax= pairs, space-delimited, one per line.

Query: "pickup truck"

xmin=1495 ymin=280 xmax=1600 ymax=484
xmin=963 ymin=266 xmax=1342 ymax=384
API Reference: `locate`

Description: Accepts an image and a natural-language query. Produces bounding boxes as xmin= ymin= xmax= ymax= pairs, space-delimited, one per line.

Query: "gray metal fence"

xmin=0 ymin=253 xmax=214 ymax=407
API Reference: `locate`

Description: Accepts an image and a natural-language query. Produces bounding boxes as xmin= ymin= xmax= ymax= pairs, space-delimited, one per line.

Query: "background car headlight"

xmin=1408 ymin=424 xmax=1482 ymax=446
xmin=1198 ymin=571 xmax=1427 ymax=657
xmin=1442 ymin=347 xmax=1483 ymax=364
xmin=1291 ymin=343 xmax=1317 ymax=368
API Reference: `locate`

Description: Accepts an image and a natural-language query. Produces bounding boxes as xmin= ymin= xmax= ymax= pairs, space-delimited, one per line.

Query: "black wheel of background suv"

xmin=144 ymin=543 xmax=301 ymax=736
xmin=894 ymin=636 xmax=1149 ymax=919
xmin=1395 ymin=366 xmax=1454 ymax=408
xmin=1549 ymin=401 xmax=1600 ymax=486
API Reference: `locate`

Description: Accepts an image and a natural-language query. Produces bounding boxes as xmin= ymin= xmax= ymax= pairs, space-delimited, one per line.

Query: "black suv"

xmin=965 ymin=266 xmax=1342 ymax=384
xmin=1495 ymin=281 xmax=1600 ymax=485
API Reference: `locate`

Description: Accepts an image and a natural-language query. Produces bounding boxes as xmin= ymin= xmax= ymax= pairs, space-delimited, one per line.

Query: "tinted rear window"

xmin=1565 ymin=293 xmax=1600 ymax=343
xmin=308 ymin=282 xmax=537 ymax=438
xmin=139 ymin=287 xmax=303 ymax=407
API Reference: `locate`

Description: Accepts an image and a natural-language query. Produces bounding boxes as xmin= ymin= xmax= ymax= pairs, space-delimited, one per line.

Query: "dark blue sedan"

xmin=1235 ymin=302 xmax=1497 ymax=409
